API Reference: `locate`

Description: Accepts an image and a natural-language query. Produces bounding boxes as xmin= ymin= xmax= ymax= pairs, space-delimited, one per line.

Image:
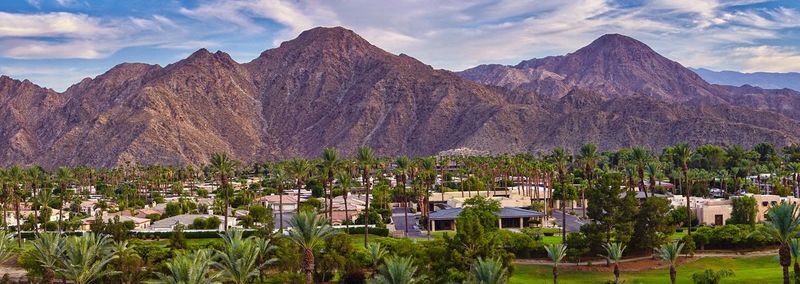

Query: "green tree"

xmin=791 ymin=239 xmax=800 ymax=284
xmin=149 ymin=249 xmax=220 ymax=284
xmin=209 ymin=152 xmax=237 ymax=232
xmin=0 ymin=231 xmax=14 ymax=264
xmin=729 ymin=196 xmax=757 ymax=227
xmin=375 ymin=256 xmax=422 ymax=284
xmin=367 ymin=243 xmax=389 ymax=271
xmin=460 ymin=196 xmax=501 ymax=231
xmin=214 ymin=229 xmax=276 ymax=284
xmin=357 ymin=146 xmax=375 ymax=247
xmin=657 ymin=240 xmax=685 ymax=284
xmin=601 ymin=242 xmax=625 ymax=284
xmin=545 ymin=243 xmax=567 ymax=284
xmin=631 ymin=197 xmax=673 ymax=251
xmin=752 ymin=202 xmax=800 ymax=284
xmin=287 ymin=210 xmax=336 ymax=284
xmin=673 ymin=143 xmax=694 ymax=235
xmin=58 ymin=233 xmax=119 ymax=284
xmin=469 ymin=257 xmax=508 ymax=284
xmin=29 ymin=232 xmax=65 ymax=284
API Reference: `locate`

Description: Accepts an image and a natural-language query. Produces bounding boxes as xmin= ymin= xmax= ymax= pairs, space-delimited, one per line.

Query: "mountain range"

xmin=691 ymin=68 xmax=800 ymax=91
xmin=1 ymin=27 xmax=799 ymax=168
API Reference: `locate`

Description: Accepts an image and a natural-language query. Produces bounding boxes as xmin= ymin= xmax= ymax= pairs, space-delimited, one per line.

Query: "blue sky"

xmin=2 ymin=0 xmax=800 ymax=91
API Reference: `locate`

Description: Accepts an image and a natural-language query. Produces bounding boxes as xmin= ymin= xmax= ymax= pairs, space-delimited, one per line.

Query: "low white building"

xmin=148 ymin=214 xmax=238 ymax=231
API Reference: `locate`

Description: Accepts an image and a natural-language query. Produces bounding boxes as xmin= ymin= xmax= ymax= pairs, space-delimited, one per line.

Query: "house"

xmin=148 ymin=214 xmax=238 ymax=231
xmin=135 ymin=208 xmax=163 ymax=218
xmin=428 ymin=207 xmax=544 ymax=232
xmin=257 ymin=195 xmax=299 ymax=213
xmin=80 ymin=214 xmax=151 ymax=231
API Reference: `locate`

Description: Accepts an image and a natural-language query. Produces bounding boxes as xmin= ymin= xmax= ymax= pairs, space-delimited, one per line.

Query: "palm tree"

xmin=214 ymin=229 xmax=275 ymax=284
xmin=288 ymin=159 xmax=313 ymax=214
xmin=657 ymin=240 xmax=685 ymax=284
xmin=271 ymin=165 xmax=290 ymax=233
xmin=754 ymin=202 xmax=800 ymax=284
xmin=791 ymin=239 xmax=800 ymax=284
xmin=357 ymin=146 xmax=375 ymax=247
xmin=287 ymin=210 xmax=336 ymax=284
xmin=395 ymin=156 xmax=411 ymax=236
xmin=55 ymin=167 xmax=73 ymax=233
xmin=673 ymin=143 xmax=693 ymax=235
xmin=0 ymin=230 xmax=15 ymax=264
xmin=691 ymin=269 xmax=734 ymax=284
xmin=550 ymin=148 xmax=569 ymax=242
xmin=579 ymin=144 xmax=599 ymax=218
xmin=366 ymin=243 xmax=389 ymax=271
xmin=545 ymin=243 xmax=567 ymax=284
xmin=30 ymin=232 xmax=65 ymax=284
xmin=375 ymin=256 xmax=422 ymax=284
xmin=321 ymin=148 xmax=340 ymax=221
xmin=150 ymin=249 xmax=220 ymax=284
xmin=58 ymin=233 xmax=119 ymax=284
xmin=470 ymin=257 xmax=508 ymax=284
xmin=7 ymin=166 xmax=24 ymax=247
xmin=602 ymin=242 xmax=626 ymax=284
xmin=646 ymin=162 xmax=660 ymax=195
xmin=209 ymin=152 xmax=237 ymax=232
xmin=631 ymin=147 xmax=650 ymax=198
xmin=336 ymin=171 xmax=354 ymax=231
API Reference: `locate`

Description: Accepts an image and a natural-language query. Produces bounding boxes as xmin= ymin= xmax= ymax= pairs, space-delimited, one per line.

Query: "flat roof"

xmin=428 ymin=207 xmax=544 ymax=221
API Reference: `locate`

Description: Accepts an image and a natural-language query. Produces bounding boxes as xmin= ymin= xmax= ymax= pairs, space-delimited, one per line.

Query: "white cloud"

xmin=0 ymin=12 xmax=188 ymax=59
xmin=730 ymin=45 xmax=800 ymax=72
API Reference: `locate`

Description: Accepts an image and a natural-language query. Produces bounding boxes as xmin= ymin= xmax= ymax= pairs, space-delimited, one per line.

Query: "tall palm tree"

xmin=395 ymin=156 xmax=411 ymax=236
xmin=754 ymin=202 xmax=800 ymax=284
xmin=550 ymin=148 xmax=569 ymax=242
xmin=336 ymin=171 xmax=353 ymax=231
xmin=673 ymin=143 xmax=694 ymax=235
xmin=271 ymin=165 xmax=290 ymax=233
xmin=214 ymin=229 xmax=275 ymax=284
xmin=30 ymin=232 xmax=66 ymax=284
xmin=209 ymin=152 xmax=237 ymax=232
xmin=7 ymin=165 xmax=24 ymax=247
xmin=150 ymin=249 xmax=220 ymax=284
xmin=657 ymin=240 xmax=685 ymax=284
xmin=602 ymin=242 xmax=626 ymax=284
xmin=288 ymin=159 xmax=313 ymax=214
xmin=631 ymin=147 xmax=650 ymax=198
xmin=367 ymin=243 xmax=389 ymax=271
xmin=357 ymin=146 xmax=375 ymax=247
xmin=470 ymin=257 xmax=508 ymax=284
xmin=579 ymin=144 xmax=599 ymax=218
xmin=58 ymin=233 xmax=119 ymax=284
xmin=646 ymin=162 xmax=660 ymax=195
xmin=55 ymin=167 xmax=73 ymax=233
xmin=321 ymin=148 xmax=340 ymax=222
xmin=791 ymin=239 xmax=800 ymax=284
xmin=545 ymin=243 xmax=567 ymax=284
xmin=375 ymin=256 xmax=422 ymax=284
xmin=287 ymin=210 xmax=336 ymax=284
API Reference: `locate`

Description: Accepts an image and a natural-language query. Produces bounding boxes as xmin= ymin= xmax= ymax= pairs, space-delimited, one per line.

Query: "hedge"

xmin=341 ymin=227 xmax=389 ymax=237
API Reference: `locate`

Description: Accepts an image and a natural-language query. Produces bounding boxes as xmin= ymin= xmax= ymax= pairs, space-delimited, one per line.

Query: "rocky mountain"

xmin=1 ymin=27 xmax=800 ymax=168
xmin=692 ymin=68 xmax=800 ymax=92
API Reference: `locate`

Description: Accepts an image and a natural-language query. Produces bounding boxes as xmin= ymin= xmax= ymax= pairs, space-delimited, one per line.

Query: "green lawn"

xmin=510 ymin=256 xmax=782 ymax=283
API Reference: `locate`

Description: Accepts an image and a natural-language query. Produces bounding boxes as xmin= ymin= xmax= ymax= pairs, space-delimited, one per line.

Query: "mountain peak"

xmin=576 ymin=33 xmax=656 ymax=56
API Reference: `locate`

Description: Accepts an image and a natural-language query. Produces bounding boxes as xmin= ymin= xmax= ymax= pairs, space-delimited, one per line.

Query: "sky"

xmin=2 ymin=0 xmax=800 ymax=91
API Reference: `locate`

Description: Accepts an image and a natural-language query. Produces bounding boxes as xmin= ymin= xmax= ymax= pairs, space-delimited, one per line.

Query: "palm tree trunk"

xmin=222 ymin=175 xmax=229 ymax=233
xmin=614 ymin=263 xmax=620 ymax=284
xmin=794 ymin=260 xmax=799 ymax=284
xmin=58 ymin=185 xmax=65 ymax=233
xmin=344 ymin=190 xmax=349 ymax=231
xmin=304 ymin=248 xmax=315 ymax=284
xmin=553 ymin=266 xmax=558 ymax=284
xmin=14 ymin=198 xmax=21 ymax=247
xmin=363 ymin=169 xmax=371 ymax=248
xmin=684 ymin=166 xmax=691 ymax=236
xmin=279 ymin=184 xmax=284 ymax=234
xmin=782 ymin=243 xmax=791 ymax=284
xmin=670 ymin=265 xmax=676 ymax=284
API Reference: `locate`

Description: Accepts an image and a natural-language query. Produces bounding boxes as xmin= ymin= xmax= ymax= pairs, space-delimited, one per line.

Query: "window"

xmin=762 ymin=201 xmax=769 ymax=207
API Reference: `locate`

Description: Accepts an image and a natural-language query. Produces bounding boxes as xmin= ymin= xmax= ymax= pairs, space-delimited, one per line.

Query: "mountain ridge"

xmin=2 ymin=27 xmax=799 ymax=168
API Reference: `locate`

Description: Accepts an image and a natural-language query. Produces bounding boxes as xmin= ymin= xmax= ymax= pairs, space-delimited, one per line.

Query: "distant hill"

xmin=691 ymin=68 xmax=800 ymax=92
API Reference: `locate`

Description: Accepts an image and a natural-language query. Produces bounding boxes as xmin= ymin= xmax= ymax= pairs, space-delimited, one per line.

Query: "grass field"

xmin=510 ymin=256 xmax=782 ymax=283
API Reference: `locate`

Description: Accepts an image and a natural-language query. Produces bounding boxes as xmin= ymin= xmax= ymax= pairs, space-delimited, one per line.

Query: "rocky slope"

xmin=1 ymin=27 xmax=799 ymax=167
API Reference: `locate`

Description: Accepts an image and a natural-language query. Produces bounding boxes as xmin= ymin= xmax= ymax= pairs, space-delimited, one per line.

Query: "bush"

xmin=692 ymin=224 xmax=774 ymax=250
xmin=343 ymin=227 xmax=389 ymax=237
xmin=523 ymin=227 xmax=560 ymax=237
